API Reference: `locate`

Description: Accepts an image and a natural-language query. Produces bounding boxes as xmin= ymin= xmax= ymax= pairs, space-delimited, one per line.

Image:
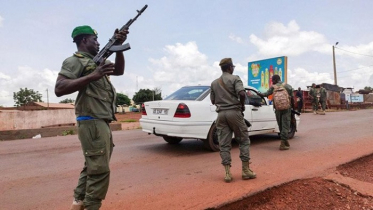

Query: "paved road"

xmin=1 ymin=109 xmax=372 ymax=210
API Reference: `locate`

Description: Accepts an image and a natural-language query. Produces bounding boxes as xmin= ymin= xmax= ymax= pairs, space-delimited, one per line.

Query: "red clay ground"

xmin=118 ymin=112 xmax=373 ymax=210
xmin=214 ymin=154 xmax=373 ymax=210
xmin=115 ymin=112 xmax=141 ymax=130
xmin=115 ymin=112 xmax=142 ymax=122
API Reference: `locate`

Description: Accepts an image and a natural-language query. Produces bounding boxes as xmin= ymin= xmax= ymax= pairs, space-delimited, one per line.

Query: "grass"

xmin=119 ymin=119 xmax=137 ymax=123
xmin=62 ymin=130 xmax=74 ymax=136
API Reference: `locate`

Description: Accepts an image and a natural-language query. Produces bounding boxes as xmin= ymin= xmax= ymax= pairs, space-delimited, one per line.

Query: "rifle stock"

xmin=93 ymin=5 xmax=148 ymax=65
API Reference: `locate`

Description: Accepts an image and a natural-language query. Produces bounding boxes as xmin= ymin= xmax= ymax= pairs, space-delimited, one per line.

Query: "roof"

xmin=306 ymin=83 xmax=342 ymax=92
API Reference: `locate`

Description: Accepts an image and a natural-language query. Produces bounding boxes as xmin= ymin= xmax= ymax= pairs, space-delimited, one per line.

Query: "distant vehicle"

xmin=139 ymin=85 xmax=300 ymax=152
xmin=131 ymin=108 xmax=140 ymax=112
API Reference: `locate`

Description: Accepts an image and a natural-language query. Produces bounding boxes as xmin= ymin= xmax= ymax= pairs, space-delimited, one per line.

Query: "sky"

xmin=1 ymin=0 xmax=373 ymax=107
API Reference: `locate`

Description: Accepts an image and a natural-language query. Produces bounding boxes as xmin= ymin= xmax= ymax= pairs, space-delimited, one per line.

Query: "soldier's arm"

xmin=238 ymin=90 xmax=246 ymax=111
xmin=55 ymin=62 xmax=116 ymax=97
xmin=261 ymin=86 xmax=274 ymax=97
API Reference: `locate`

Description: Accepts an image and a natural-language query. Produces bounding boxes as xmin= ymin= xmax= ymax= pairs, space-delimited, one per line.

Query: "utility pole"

xmin=332 ymin=42 xmax=338 ymax=85
xmin=46 ymin=88 xmax=49 ymax=109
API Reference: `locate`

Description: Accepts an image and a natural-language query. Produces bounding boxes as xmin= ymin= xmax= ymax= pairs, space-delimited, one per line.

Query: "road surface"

xmin=1 ymin=109 xmax=372 ymax=209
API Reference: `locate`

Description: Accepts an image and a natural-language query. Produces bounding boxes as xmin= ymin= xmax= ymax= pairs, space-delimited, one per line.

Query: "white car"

xmin=140 ymin=85 xmax=300 ymax=152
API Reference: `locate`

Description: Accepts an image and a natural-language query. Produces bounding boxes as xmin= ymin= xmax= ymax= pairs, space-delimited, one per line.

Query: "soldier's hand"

xmin=90 ymin=63 xmax=115 ymax=81
xmin=114 ymin=28 xmax=129 ymax=45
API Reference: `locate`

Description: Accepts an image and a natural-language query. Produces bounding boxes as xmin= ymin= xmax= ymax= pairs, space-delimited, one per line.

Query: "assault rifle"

xmin=93 ymin=5 xmax=148 ymax=65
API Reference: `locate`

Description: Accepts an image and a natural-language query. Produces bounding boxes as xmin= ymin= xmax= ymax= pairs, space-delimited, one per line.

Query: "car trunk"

xmin=143 ymin=101 xmax=180 ymax=121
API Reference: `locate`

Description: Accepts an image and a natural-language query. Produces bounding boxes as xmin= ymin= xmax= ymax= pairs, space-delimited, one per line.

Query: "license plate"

xmin=153 ymin=108 xmax=168 ymax=115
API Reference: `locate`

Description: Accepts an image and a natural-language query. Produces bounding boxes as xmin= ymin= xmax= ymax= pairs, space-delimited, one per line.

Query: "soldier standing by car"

xmin=309 ymin=83 xmax=319 ymax=114
xmin=210 ymin=58 xmax=256 ymax=183
xmin=319 ymin=85 xmax=327 ymax=115
xmin=258 ymin=75 xmax=294 ymax=150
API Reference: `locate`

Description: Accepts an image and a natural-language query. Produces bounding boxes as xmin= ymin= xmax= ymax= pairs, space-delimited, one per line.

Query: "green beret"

xmin=71 ymin=25 xmax=98 ymax=39
xmin=219 ymin=58 xmax=234 ymax=66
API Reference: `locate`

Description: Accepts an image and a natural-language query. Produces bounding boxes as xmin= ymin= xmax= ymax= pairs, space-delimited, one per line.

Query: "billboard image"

xmin=248 ymin=56 xmax=287 ymax=93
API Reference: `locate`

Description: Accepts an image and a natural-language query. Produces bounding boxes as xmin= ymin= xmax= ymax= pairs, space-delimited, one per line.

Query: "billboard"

xmin=248 ymin=56 xmax=287 ymax=93
xmin=349 ymin=94 xmax=364 ymax=103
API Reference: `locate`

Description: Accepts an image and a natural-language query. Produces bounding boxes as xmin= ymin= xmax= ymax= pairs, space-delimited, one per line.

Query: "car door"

xmin=245 ymin=89 xmax=277 ymax=132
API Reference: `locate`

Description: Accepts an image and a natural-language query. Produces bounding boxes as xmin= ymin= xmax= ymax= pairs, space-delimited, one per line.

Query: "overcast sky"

xmin=1 ymin=0 xmax=373 ymax=106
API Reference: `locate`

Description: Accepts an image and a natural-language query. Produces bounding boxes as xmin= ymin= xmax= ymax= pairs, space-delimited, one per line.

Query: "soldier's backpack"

xmin=273 ymin=84 xmax=291 ymax=110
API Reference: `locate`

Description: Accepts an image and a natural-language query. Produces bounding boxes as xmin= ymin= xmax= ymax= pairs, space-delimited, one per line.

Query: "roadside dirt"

xmin=115 ymin=112 xmax=141 ymax=130
xmin=115 ymin=112 xmax=142 ymax=122
xmin=120 ymin=112 xmax=373 ymax=210
xmin=214 ymin=154 xmax=373 ymax=210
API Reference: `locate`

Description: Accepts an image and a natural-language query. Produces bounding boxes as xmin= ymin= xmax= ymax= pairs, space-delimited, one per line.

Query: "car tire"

xmin=163 ymin=136 xmax=183 ymax=144
xmin=204 ymin=123 xmax=220 ymax=152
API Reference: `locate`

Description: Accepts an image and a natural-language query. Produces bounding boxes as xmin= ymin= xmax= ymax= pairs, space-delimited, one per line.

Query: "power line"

xmin=337 ymin=64 xmax=373 ymax=74
xmin=288 ymin=65 xmax=373 ymax=80
xmin=335 ymin=46 xmax=373 ymax=58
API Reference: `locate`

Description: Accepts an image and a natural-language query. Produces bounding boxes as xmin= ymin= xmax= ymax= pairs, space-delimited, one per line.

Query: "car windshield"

xmin=164 ymin=86 xmax=210 ymax=100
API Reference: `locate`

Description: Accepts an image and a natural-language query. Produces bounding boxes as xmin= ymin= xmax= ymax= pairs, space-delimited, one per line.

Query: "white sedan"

xmin=140 ymin=85 xmax=300 ymax=152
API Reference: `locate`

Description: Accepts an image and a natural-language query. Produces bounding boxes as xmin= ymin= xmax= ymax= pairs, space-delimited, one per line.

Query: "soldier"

xmin=210 ymin=58 xmax=256 ymax=183
xmin=296 ymin=87 xmax=303 ymax=113
xmin=319 ymin=85 xmax=327 ymax=115
xmin=258 ymin=75 xmax=293 ymax=150
xmin=309 ymin=83 xmax=319 ymax=114
xmin=55 ymin=25 xmax=128 ymax=210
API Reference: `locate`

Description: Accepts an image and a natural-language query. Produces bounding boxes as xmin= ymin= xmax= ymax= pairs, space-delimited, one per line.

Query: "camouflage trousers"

xmin=216 ymin=109 xmax=250 ymax=166
xmin=74 ymin=119 xmax=114 ymax=210
xmin=312 ymin=99 xmax=319 ymax=111
xmin=275 ymin=109 xmax=291 ymax=141
xmin=319 ymin=100 xmax=326 ymax=111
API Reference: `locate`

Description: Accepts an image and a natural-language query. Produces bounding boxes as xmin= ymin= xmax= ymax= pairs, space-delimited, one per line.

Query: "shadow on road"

xmin=137 ymin=133 xmax=282 ymax=156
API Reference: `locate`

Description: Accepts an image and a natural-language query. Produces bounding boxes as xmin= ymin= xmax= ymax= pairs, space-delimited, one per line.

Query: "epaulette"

xmin=74 ymin=53 xmax=84 ymax=58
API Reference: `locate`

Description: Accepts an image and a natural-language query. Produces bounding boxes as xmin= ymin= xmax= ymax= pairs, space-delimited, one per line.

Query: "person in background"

xmin=319 ymin=85 xmax=327 ymax=115
xmin=309 ymin=83 xmax=318 ymax=114
xmin=296 ymin=87 xmax=303 ymax=113
xmin=210 ymin=58 xmax=256 ymax=183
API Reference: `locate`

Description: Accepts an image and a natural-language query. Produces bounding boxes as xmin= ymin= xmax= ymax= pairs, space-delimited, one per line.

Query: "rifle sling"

xmin=218 ymin=77 xmax=237 ymax=98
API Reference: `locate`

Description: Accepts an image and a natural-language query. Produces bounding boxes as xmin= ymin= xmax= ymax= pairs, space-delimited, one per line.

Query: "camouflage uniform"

xmin=261 ymin=82 xmax=293 ymax=149
xmin=210 ymin=72 xmax=250 ymax=166
xmin=59 ymin=52 xmax=116 ymax=210
xmin=319 ymin=87 xmax=327 ymax=112
xmin=309 ymin=87 xmax=319 ymax=113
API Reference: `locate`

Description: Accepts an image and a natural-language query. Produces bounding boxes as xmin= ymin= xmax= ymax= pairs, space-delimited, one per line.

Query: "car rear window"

xmin=164 ymin=86 xmax=210 ymax=100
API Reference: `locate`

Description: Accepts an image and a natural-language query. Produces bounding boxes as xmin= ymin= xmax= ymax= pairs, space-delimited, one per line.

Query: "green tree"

xmin=60 ymin=98 xmax=75 ymax=103
xmin=132 ymin=88 xmax=162 ymax=105
xmin=13 ymin=88 xmax=43 ymax=107
xmin=364 ymin=86 xmax=372 ymax=91
xmin=116 ymin=93 xmax=131 ymax=106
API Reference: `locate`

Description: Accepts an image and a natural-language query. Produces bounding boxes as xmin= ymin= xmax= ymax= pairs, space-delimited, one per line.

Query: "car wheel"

xmin=204 ymin=123 xmax=220 ymax=152
xmin=288 ymin=116 xmax=296 ymax=139
xmin=163 ymin=136 xmax=183 ymax=144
